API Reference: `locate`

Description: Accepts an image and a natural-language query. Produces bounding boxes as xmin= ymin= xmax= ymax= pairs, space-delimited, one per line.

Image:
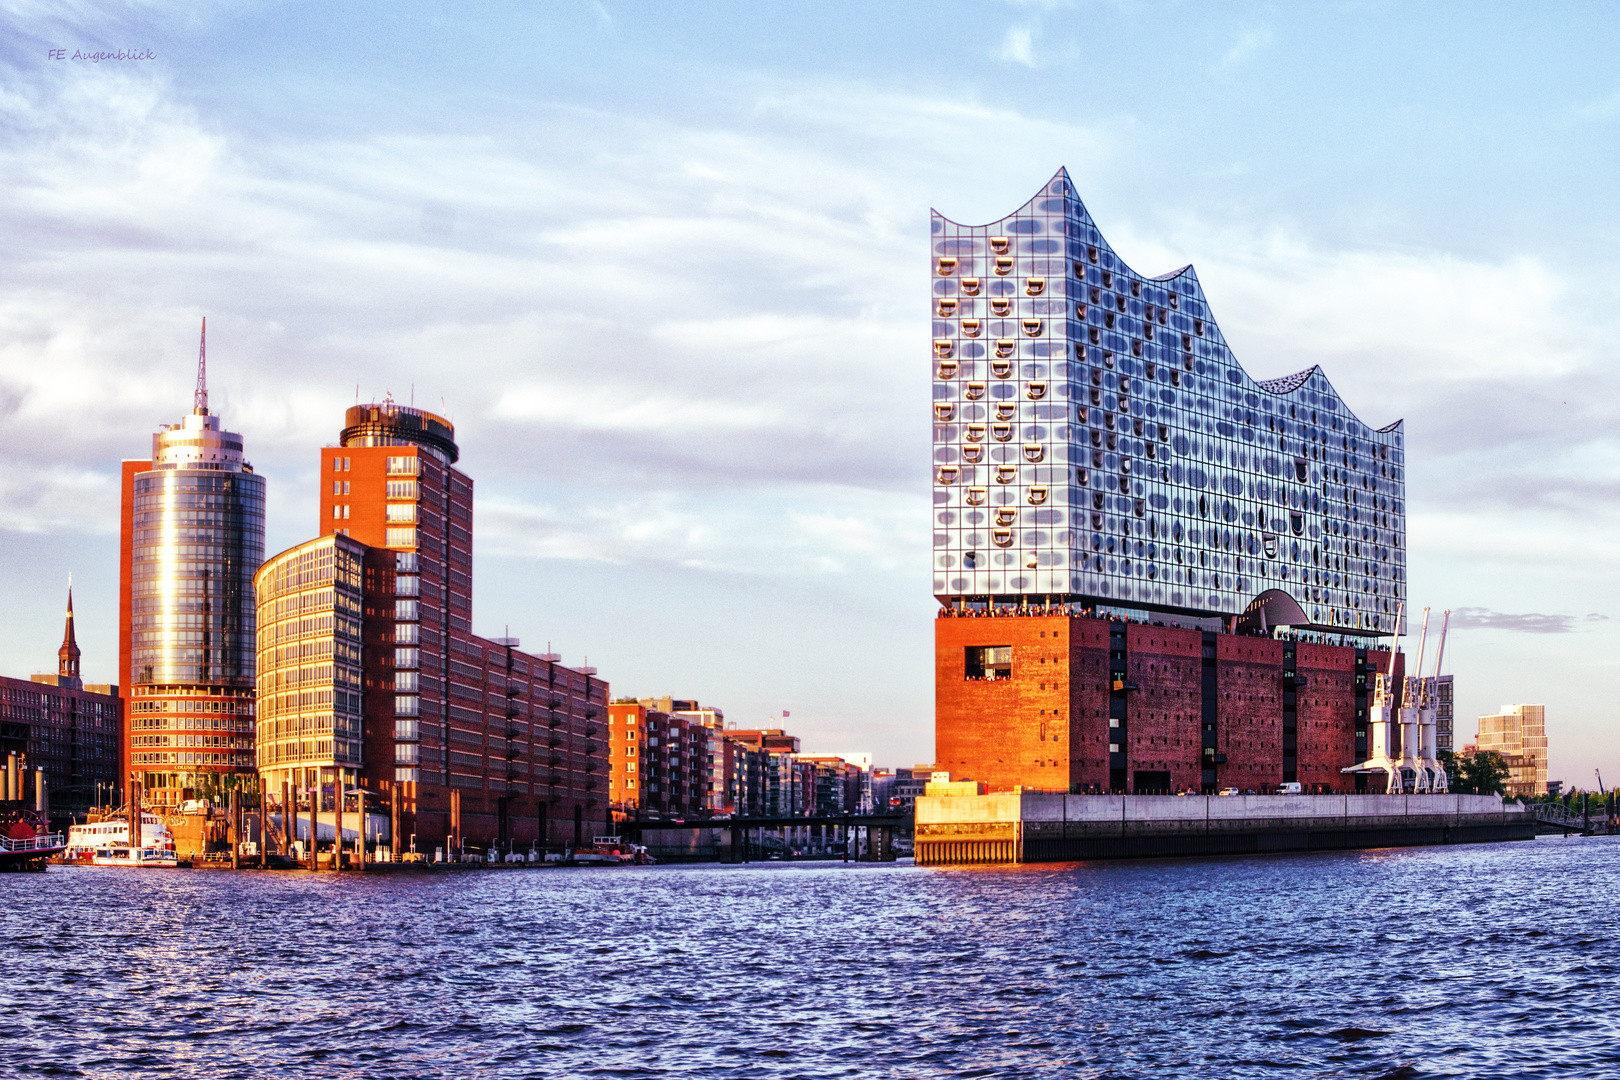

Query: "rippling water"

xmin=3 ymin=836 xmax=1617 ymax=1078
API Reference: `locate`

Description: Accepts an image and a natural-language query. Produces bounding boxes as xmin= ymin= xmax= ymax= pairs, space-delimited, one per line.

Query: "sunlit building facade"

xmin=120 ymin=372 xmax=265 ymax=804
xmin=931 ymin=168 xmax=1406 ymax=637
xmin=255 ymin=401 xmax=610 ymax=852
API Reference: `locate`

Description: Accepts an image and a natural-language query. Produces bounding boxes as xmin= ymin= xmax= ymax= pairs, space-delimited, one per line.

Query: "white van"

xmin=1275 ymin=782 xmax=1304 ymax=795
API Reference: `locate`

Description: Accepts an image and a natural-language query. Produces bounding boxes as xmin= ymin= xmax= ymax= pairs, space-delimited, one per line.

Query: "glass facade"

xmin=253 ymin=534 xmax=366 ymax=786
xmin=931 ymin=169 xmax=1406 ymax=637
xmin=128 ymin=409 xmax=265 ymax=793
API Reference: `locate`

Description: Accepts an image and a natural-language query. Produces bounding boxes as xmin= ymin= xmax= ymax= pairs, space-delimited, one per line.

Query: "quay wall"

xmin=915 ymin=793 xmax=1535 ymax=865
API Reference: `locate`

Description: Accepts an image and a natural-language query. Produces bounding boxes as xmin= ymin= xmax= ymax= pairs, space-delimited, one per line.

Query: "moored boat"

xmin=0 ymin=813 xmax=66 ymax=871
xmin=65 ymin=812 xmax=175 ymax=864
xmin=90 ymin=845 xmax=181 ymax=868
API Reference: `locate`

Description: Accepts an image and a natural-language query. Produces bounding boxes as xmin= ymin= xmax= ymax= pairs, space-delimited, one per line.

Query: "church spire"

xmin=59 ymin=582 xmax=80 ymax=680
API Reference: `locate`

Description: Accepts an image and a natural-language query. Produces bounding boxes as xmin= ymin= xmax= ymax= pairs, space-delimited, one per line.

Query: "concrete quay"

xmin=915 ymin=793 xmax=1536 ymax=865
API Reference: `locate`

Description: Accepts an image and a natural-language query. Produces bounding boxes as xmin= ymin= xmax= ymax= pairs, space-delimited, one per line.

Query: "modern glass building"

xmin=121 ymin=371 xmax=266 ymax=801
xmin=931 ymin=168 xmax=1406 ymax=638
xmin=253 ymin=533 xmax=367 ymax=796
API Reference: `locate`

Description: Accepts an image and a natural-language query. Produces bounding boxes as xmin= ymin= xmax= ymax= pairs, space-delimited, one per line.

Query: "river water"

xmin=2 ymin=836 xmax=1616 ymax=1079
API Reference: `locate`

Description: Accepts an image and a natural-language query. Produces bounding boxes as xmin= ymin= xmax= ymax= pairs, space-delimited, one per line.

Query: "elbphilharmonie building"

xmin=931 ymin=169 xmax=1405 ymax=638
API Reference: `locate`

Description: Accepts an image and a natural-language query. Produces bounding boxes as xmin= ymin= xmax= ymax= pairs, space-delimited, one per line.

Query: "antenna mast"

xmin=194 ymin=317 xmax=209 ymax=415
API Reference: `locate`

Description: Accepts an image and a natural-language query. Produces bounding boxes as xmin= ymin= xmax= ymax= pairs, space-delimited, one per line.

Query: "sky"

xmin=2 ymin=1 xmax=1619 ymax=783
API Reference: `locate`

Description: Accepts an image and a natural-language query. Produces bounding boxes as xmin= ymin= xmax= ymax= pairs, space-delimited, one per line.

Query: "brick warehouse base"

xmin=935 ymin=612 xmax=1402 ymax=796
xmin=914 ymin=793 xmax=1535 ymax=865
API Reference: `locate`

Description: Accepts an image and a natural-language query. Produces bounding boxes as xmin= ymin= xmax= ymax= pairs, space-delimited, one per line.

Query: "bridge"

xmin=620 ymin=814 xmax=912 ymax=862
xmin=1531 ymin=800 xmax=1614 ymax=836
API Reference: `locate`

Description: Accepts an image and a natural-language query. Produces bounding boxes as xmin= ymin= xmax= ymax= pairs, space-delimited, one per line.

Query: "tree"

xmin=1452 ymin=750 xmax=1510 ymax=797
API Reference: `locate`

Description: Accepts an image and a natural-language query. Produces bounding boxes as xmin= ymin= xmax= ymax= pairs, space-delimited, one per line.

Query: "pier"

xmin=915 ymin=793 xmax=1537 ymax=865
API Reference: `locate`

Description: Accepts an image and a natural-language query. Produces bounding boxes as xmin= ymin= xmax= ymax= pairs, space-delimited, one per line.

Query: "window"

xmin=332 ymin=506 xmax=341 ymax=520
xmin=385 ymin=527 xmax=418 ymax=549
xmin=343 ymin=506 xmax=351 ymax=520
xmin=394 ymin=599 xmax=419 ymax=620
xmin=395 ymin=671 xmax=418 ymax=692
xmin=333 ymin=481 xmax=341 ymax=495
xmin=394 ymin=694 xmax=419 ymax=717
xmin=1025 ymin=381 xmax=1046 ymax=400
xmin=394 ymin=766 xmax=419 ymax=783
xmin=961 ymin=444 xmax=983 ymax=464
xmin=934 ymin=403 xmax=955 ymax=422
xmin=395 ymin=622 xmax=419 ymax=644
xmin=386 ymin=480 xmax=417 ymax=499
xmin=960 ymin=277 xmax=981 ymax=296
xmin=989 ymin=237 xmax=1010 ymax=255
xmin=991 ymin=423 xmax=1012 ymax=442
xmin=936 ymin=257 xmax=957 ymax=276
xmin=995 ymin=402 xmax=1016 ymax=421
xmin=1023 ymin=443 xmax=1045 ymax=463
xmin=394 ymin=743 xmax=420 ymax=764
xmin=965 ymin=487 xmax=986 ymax=506
xmin=936 ymin=466 xmax=959 ymax=485
xmin=990 ymin=298 xmax=1012 ymax=316
xmin=936 ymin=298 xmax=958 ymax=317
xmin=386 ymin=456 xmax=419 ymax=476
xmin=396 ymin=574 xmax=419 ymax=596
xmin=394 ymin=719 xmax=419 ymax=740
xmin=1022 ymin=318 xmax=1042 ymax=337
xmin=964 ymin=382 xmax=986 ymax=401
xmin=960 ymin=319 xmax=980 ymax=338
xmin=994 ymin=338 xmax=1015 ymax=359
xmin=992 ymin=528 xmax=1013 ymax=547
xmin=1025 ymin=277 xmax=1044 ymax=296
xmin=994 ymin=256 xmax=1014 ymax=275
xmin=934 ymin=339 xmax=954 ymax=359
xmin=395 ymin=647 xmax=419 ymax=669
xmin=1027 ymin=485 xmax=1048 ymax=505
xmin=965 ymin=645 xmax=1013 ymax=681
xmin=937 ymin=359 xmax=959 ymax=379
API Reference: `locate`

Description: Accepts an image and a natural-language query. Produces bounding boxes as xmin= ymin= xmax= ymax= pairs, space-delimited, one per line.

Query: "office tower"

xmin=931 ymin=168 xmax=1405 ymax=636
xmin=255 ymin=401 xmax=609 ymax=853
xmin=1473 ymin=704 xmax=1549 ymax=797
xmin=120 ymin=329 xmax=265 ymax=804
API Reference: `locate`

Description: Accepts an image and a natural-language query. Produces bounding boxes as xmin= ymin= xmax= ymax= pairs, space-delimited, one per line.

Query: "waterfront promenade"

xmin=5 ymin=837 xmax=1619 ymax=1078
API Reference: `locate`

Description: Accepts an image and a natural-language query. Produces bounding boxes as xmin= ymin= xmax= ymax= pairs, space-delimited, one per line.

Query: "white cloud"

xmin=997 ymin=25 xmax=1037 ymax=67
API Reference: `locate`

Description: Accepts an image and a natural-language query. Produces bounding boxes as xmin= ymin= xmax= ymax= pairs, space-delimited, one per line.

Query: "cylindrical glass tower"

xmin=127 ymin=408 xmax=266 ymax=801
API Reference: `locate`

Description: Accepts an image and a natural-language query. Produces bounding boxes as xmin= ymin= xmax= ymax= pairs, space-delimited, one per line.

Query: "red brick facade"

xmin=936 ymin=612 xmax=1398 ymax=795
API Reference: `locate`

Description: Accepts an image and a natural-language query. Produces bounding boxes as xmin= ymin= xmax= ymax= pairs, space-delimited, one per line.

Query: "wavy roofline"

xmin=932 ymin=167 xmax=1404 ymax=437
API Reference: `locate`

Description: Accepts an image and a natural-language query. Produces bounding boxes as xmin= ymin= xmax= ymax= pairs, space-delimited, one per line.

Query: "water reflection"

xmin=2 ymin=838 xmax=1617 ymax=1078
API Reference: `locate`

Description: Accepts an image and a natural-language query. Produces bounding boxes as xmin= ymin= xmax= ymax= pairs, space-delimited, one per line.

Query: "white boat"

xmin=90 ymin=845 xmax=180 ymax=868
xmin=65 ymin=813 xmax=175 ymax=863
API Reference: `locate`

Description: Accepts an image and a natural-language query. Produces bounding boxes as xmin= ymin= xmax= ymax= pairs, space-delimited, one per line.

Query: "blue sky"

xmin=2 ymin=1 xmax=1619 ymax=781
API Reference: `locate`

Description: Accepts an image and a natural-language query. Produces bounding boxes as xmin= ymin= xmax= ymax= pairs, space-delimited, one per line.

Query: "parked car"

xmin=1218 ymin=787 xmax=1240 ymax=796
xmin=1275 ymin=782 xmax=1304 ymax=795
xmin=180 ymin=799 xmax=211 ymax=814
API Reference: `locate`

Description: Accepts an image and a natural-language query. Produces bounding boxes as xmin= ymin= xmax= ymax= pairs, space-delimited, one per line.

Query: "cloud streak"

xmin=1449 ymin=608 xmax=1608 ymax=634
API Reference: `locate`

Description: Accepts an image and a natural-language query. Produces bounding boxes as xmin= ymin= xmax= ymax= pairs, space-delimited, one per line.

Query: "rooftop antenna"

xmin=193 ymin=317 xmax=209 ymax=415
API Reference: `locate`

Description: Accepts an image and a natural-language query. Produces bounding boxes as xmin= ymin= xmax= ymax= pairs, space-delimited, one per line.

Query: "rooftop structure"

xmin=931 ymin=169 xmax=1406 ymax=638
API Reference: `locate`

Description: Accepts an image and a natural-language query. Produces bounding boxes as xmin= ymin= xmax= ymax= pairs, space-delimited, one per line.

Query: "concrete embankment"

xmin=915 ymin=793 xmax=1535 ymax=865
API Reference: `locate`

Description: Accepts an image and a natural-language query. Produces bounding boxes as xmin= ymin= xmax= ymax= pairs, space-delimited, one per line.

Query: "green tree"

xmin=1454 ymin=750 xmax=1510 ymax=797
xmin=1438 ymin=749 xmax=1461 ymax=792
